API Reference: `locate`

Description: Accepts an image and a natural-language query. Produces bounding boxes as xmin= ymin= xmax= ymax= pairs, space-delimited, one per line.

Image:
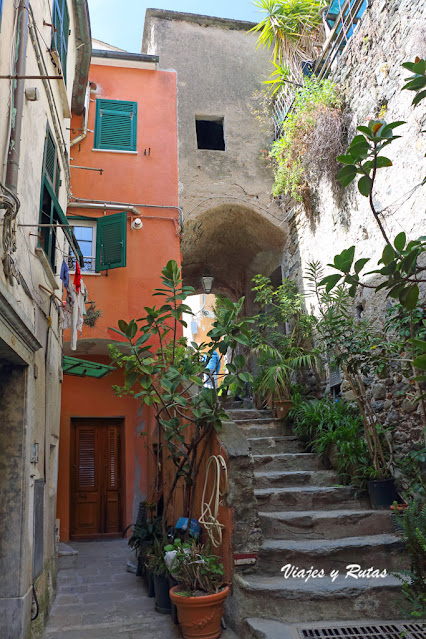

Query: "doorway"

xmin=70 ymin=419 xmax=124 ymax=539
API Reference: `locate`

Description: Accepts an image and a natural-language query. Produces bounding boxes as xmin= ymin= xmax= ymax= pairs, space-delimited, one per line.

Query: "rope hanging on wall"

xmin=199 ymin=455 xmax=228 ymax=548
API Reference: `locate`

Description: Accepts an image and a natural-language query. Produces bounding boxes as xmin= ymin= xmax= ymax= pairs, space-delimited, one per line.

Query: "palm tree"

xmin=250 ymin=0 xmax=326 ymax=83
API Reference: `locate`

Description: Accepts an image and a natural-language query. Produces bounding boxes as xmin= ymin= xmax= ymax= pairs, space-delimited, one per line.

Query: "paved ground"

xmin=43 ymin=539 xmax=238 ymax=639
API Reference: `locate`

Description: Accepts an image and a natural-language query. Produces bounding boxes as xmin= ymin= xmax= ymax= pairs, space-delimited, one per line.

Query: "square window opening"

xmin=196 ymin=117 xmax=225 ymax=151
xmin=68 ymin=220 xmax=97 ymax=272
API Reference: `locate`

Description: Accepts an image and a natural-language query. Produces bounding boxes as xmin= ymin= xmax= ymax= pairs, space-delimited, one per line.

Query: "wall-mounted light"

xmin=131 ymin=218 xmax=143 ymax=230
xmin=201 ymin=269 xmax=214 ymax=294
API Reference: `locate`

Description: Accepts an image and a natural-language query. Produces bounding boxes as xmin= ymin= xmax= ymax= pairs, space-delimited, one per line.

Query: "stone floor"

xmin=43 ymin=539 xmax=238 ymax=639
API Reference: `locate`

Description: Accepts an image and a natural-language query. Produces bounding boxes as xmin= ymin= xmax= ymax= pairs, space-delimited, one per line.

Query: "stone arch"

xmin=181 ymin=202 xmax=287 ymax=303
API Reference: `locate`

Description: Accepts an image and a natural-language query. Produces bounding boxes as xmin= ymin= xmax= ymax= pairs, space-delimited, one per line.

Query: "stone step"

xmin=255 ymin=486 xmax=367 ymax=512
xmin=254 ymin=470 xmax=337 ymax=489
xmin=235 ymin=420 xmax=293 ymax=437
xmin=226 ymin=408 xmax=273 ymax=421
xmin=253 ymin=453 xmax=323 ymax=472
xmin=234 ymin=572 xmax=406 ymax=623
xmin=248 ymin=436 xmax=306 ymax=455
xmin=259 ymin=509 xmax=395 ymax=539
xmin=257 ymin=535 xmax=406 ymax=575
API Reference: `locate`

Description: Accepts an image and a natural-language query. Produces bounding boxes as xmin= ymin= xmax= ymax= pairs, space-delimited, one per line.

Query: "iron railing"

xmin=68 ymin=255 xmax=96 ymax=272
xmin=271 ymin=0 xmax=369 ymax=138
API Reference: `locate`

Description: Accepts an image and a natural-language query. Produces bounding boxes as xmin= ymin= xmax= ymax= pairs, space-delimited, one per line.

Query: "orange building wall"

xmin=57 ymin=58 xmax=180 ymax=542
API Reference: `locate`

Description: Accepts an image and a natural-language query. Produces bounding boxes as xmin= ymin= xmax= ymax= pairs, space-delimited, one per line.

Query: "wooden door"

xmin=71 ymin=421 xmax=123 ymax=538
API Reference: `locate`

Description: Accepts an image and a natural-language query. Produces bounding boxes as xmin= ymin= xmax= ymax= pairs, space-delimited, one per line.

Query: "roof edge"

xmin=144 ymin=8 xmax=257 ymax=31
xmin=91 ymin=49 xmax=159 ymax=64
xmin=71 ymin=0 xmax=92 ymax=115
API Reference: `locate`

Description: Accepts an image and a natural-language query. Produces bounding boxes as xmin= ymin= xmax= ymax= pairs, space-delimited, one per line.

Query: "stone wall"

xmin=280 ymin=0 xmax=426 ymax=455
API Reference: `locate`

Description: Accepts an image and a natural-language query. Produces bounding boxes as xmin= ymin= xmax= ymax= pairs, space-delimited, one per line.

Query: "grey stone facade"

xmin=142 ymin=10 xmax=288 ymax=303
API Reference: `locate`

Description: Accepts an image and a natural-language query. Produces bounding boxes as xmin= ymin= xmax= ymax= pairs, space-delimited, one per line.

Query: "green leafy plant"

xmin=170 ymin=541 xmax=225 ymax=596
xmin=306 ymin=262 xmax=395 ymax=479
xmin=250 ymin=0 xmax=326 ymax=83
xmin=123 ymin=501 xmax=162 ymax=562
xmin=269 ymin=77 xmax=343 ymax=202
xmin=250 ymin=274 xmax=318 ymax=404
xmin=290 ymin=396 xmax=370 ymax=489
xmin=393 ymin=500 xmax=426 ymax=618
xmin=402 ymin=57 xmax=426 ymax=106
xmin=110 ymin=260 xmax=254 ymax=536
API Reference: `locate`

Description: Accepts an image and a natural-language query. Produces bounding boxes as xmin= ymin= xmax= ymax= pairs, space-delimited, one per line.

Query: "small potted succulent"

xmin=169 ymin=541 xmax=229 ymax=639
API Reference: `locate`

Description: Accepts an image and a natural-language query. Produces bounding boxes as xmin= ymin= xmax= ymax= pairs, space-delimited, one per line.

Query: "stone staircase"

xmin=225 ymin=409 xmax=408 ymax=636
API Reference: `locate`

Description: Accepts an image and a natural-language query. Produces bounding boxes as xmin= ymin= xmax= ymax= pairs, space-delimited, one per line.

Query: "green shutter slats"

xmin=45 ymin=131 xmax=56 ymax=185
xmin=95 ymin=212 xmax=127 ymax=271
xmin=52 ymin=0 xmax=69 ymax=84
xmin=94 ymin=100 xmax=137 ymax=151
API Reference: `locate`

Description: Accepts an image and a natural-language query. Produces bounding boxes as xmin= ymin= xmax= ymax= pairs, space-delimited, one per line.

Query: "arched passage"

xmin=182 ymin=202 xmax=287 ymax=303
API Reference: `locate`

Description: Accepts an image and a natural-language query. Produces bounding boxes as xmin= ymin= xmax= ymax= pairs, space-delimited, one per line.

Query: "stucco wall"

xmin=142 ymin=11 xmax=289 ymax=300
xmin=0 ymin=2 xmax=83 ymax=637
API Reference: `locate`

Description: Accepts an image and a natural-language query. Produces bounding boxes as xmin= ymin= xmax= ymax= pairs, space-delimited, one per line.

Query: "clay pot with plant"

xmin=169 ymin=541 xmax=228 ymax=639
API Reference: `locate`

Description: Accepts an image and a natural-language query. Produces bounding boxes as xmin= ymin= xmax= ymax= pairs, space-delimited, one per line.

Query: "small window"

xmin=52 ymin=0 xmax=69 ymax=84
xmin=94 ymin=99 xmax=137 ymax=152
xmin=68 ymin=212 xmax=127 ymax=273
xmin=69 ymin=221 xmax=97 ymax=272
xmin=195 ymin=116 xmax=225 ymax=151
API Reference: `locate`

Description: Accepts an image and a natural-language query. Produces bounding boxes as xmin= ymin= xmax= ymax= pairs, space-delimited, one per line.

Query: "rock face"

xmin=225 ymin=410 xmax=407 ymax=634
xmin=278 ymin=0 xmax=426 ymax=456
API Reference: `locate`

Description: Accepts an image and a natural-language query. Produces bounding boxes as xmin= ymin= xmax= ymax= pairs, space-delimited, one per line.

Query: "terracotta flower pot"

xmin=274 ymin=399 xmax=293 ymax=420
xmin=169 ymin=584 xmax=229 ymax=639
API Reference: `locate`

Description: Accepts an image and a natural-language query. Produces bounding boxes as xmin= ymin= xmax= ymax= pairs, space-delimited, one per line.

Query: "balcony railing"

xmin=314 ymin=0 xmax=368 ymax=79
xmin=68 ymin=255 xmax=96 ymax=272
xmin=271 ymin=0 xmax=368 ymax=138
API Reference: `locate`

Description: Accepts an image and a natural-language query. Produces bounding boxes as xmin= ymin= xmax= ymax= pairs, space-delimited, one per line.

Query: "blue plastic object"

xmin=175 ymin=517 xmax=202 ymax=537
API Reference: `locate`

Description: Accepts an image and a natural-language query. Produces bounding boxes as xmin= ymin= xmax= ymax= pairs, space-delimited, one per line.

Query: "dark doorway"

xmin=196 ymin=117 xmax=225 ymax=150
xmin=70 ymin=418 xmax=124 ymax=539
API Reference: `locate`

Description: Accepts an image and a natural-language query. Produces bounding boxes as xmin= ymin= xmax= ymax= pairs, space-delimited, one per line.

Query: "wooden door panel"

xmin=71 ymin=421 xmax=122 ymax=538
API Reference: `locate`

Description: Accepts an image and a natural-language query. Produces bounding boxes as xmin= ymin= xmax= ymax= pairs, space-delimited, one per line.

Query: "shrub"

xmin=270 ymin=77 xmax=343 ymax=201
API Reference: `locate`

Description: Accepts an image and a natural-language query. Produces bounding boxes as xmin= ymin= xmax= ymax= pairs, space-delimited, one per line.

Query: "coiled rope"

xmin=199 ymin=455 xmax=228 ymax=548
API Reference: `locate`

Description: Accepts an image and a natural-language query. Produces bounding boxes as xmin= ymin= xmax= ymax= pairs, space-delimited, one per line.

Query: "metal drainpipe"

xmin=69 ymin=199 xmax=184 ymax=231
xmin=70 ymin=82 xmax=91 ymax=147
xmin=5 ymin=0 xmax=29 ymax=195
xmin=67 ymin=202 xmax=182 ymax=235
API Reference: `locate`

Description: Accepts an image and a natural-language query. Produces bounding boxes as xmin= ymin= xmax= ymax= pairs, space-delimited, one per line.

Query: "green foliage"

xmin=147 ymin=537 xmax=170 ymax=577
xmin=269 ymin=77 xmax=342 ymax=200
xmin=290 ymin=397 xmax=370 ymax=489
xmin=170 ymin=541 xmax=224 ymax=595
xmin=306 ymin=262 xmax=394 ymax=478
xmin=250 ymin=0 xmax=325 ymax=82
xmin=332 ymin=59 xmax=426 ymax=309
xmin=402 ymin=57 xmax=426 ymax=107
xmin=393 ymin=501 xmax=426 ymax=617
xmin=111 ymin=261 xmax=254 ymax=532
xmin=250 ymin=274 xmax=318 ymax=402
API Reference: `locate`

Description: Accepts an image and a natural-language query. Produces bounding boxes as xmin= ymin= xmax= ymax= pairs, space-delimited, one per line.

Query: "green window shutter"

xmin=94 ymin=99 xmax=137 ymax=151
xmin=52 ymin=0 xmax=69 ymax=84
xmin=95 ymin=212 xmax=127 ymax=271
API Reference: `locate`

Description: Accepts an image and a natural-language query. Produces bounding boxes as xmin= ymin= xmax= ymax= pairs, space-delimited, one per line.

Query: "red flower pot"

xmin=169 ymin=584 xmax=229 ymax=639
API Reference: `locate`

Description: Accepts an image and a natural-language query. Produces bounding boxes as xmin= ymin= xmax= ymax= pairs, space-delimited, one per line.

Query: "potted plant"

xmin=169 ymin=541 xmax=228 ymax=639
xmin=123 ymin=502 xmax=161 ymax=578
xmin=148 ymin=537 xmax=172 ymax=614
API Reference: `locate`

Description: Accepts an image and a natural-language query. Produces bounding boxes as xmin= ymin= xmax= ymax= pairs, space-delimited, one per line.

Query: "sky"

xmin=87 ymin=0 xmax=262 ymax=52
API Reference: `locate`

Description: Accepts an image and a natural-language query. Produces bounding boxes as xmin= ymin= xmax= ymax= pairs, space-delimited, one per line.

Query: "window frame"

xmin=68 ymin=219 xmax=97 ymax=273
xmin=94 ymin=99 xmax=138 ymax=152
xmin=52 ymin=0 xmax=69 ymax=84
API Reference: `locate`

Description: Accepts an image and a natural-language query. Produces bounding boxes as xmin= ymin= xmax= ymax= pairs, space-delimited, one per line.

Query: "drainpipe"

xmin=67 ymin=201 xmax=182 ymax=235
xmin=5 ymin=0 xmax=29 ymax=195
xmin=69 ymin=198 xmax=184 ymax=232
xmin=70 ymin=82 xmax=91 ymax=147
